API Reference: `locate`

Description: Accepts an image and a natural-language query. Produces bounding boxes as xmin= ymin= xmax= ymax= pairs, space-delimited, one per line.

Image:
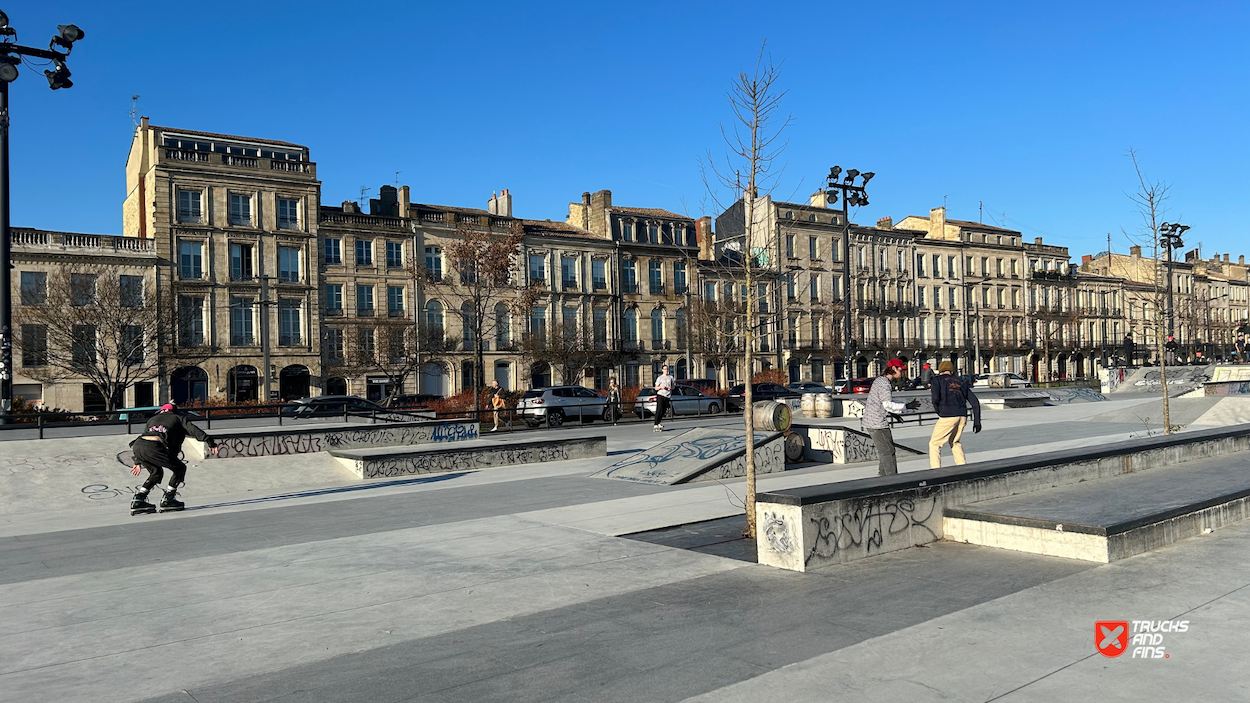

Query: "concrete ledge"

xmin=187 ymin=420 xmax=479 ymax=459
xmin=331 ymin=436 xmax=607 ymax=479
xmin=593 ymin=429 xmax=785 ymax=485
xmin=754 ymin=423 xmax=1250 ymax=572
xmin=792 ymin=425 xmax=924 ymax=464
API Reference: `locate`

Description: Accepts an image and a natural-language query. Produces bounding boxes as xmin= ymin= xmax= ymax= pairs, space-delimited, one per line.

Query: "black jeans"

xmin=132 ymin=438 xmax=187 ymax=492
xmin=654 ymin=395 xmax=671 ymax=425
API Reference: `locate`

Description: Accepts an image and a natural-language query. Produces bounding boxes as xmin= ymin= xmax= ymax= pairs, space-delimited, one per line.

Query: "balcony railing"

xmin=388 ymin=308 xmax=405 ymax=318
xmin=325 ymin=307 xmax=344 ymax=317
xmin=357 ymin=308 xmax=375 ymax=317
xmin=562 ymin=280 xmax=579 ymax=291
xmin=319 ymin=212 xmax=408 ymax=230
xmin=11 ymin=229 xmax=157 ymax=253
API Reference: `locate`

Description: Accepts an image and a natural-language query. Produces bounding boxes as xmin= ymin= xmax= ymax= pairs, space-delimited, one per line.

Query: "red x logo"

xmin=1096 ymin=621 xmax=1129 ymax=658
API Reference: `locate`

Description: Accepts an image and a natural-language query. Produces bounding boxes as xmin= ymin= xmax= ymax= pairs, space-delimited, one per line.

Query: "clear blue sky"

xmin=12 ymin=1 xmax=1250 ymax=258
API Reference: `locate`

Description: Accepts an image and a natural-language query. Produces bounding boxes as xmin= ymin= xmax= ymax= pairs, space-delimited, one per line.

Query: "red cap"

xmin=887 ymin=358 xmax=906 ymax=369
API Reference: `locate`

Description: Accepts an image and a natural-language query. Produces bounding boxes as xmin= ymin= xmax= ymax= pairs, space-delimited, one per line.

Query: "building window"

xmin=674 ymin=261 xmax=687 ymax=295
xmin=625 ymin=362 xmax=640 ymax=387
xmin=177 ymin=189 xmax=202 ymax=224
xmin=918 ymin=287 xmax=926 ymax=308
xmin=426 ymin=300 xmax=444 ymax=338
xmin=786 ymin=235 xmax=795 ymax=258
xmin=622 ymin=260 xmax=637 ymax=293
xmin=278 ymin=198 xmax=299 ymax=230
xmin=324 ymin=238 xmax=342 ymax=265
xmin=424 ymin=246 xmax=442 ymax=281
xmin=20 ymin=272 xmax=46 ymax=305
xmin=356 ymin=239 xmax=373 ymax=266
xmin=387 ymin=286 xmax=404 ymax=317
xmin=562 ymin=306 xmax=578 ymax=342
xmin=230 ymin=243 xmax=254 ymax=281
xmin=177 ymin=296 xmax=205 ymax=346
xmin=949 ymin=256 xmax=957 ymax=278
xmin=809 ymin=236 xmax=818 ymax=259
xmin=649 ymin=261 xmax=663 ymax=294
xmin=622 ymin=308 xmax=637 ymax=343
xmin=591 ymin=260 xmax=607 ymax=290
xmin=948 ymin=287 xmax=958 ymax=309
xmin=357 ymin=329 xmax=375 ymax=361
xmin=809 ymin=274 xmax=820 ymax=302
xmin=593 ymin=308 xmax=608 ymax=349
xmin=72 ymin=324 xmax=96 ymax=367
xmin=230 ymin=297 xmax=255 ymax=346
xmin=562 ymin=256 xmax=578 ymax=291
xmin=21 ymin=324 xmax=47 ymax=367
xmin=704 ymin=281 xmax=716 ymax=301
xmin=70 ymin=274 xmax=96 ymax=306
xmin=675 ymin=226 xmax=687 ymax=246
xmin=278 ymin=246 xmax=300 ymax=283
xmin=229 ymin=193 xmax=252 ymax=226
xmin=916 ymin=254 xmax=926 ymax=277
xmin=495 ymin=303 xmax=511 ymax=349
xmin=326 ymin=328 xmax=344 ymax=363
xmin=621 ymin=222 xmax=634 ymax=242
xmin=325 ymin=284 xmax=343 ymax=314
xmin=648 ymin=224 xmax=659 ymax=243
xmin=786 ymin=273 xmax=796 ymax=300
xmin=385 ymin=241 xmax=403 ymax=268
xmin=357 ymin=285 xmax=375 ymax=315
xmin=529 ymin=254 xmax=546 ymax=283
xmin=120 ymin=275 xmax=145 ymax=308
xmin=278 ymin=299 xmax=302 ymax=345
xmin=179 ymin=241 xmax=203 ymax=280
xmin=651 ymin=308 xmax=664 ymax=347
xmin=529 ymin=307 xmax=547 ymax=343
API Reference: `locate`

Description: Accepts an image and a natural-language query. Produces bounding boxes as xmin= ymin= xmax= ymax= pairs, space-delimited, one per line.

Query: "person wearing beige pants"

xmin=928 ymin=415 xmax=967 ymax=468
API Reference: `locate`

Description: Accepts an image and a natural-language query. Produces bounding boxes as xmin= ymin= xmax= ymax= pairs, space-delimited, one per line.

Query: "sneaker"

xmin=491 ymin=427 xmax=499 ymax=432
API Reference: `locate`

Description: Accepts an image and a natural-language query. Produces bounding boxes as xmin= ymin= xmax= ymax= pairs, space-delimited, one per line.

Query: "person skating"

xmin=129 ymin=402 xmax=219 ymax=515
xmin=653 ymin=364 xmax=675 ymax=431
xmin=928 ymin=361 xmax=982 ymax=468
xmin=863 ymin=358 xmax=922 ymax=476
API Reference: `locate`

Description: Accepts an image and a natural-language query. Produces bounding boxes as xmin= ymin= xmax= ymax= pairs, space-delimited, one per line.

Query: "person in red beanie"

xmin=129 ymin=402 xmax=219 ymax=515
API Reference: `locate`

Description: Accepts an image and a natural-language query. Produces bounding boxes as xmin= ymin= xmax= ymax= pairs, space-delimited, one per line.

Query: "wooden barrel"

xmin=800 ymin=393 xmax=818 ymax=416
xmin=752 ymin=400 xmax=792 ymax=432
xmin=784 ymin=432 xmax=805 ymax=462
xmin=814 ymin=394 xmax=833 ymax=418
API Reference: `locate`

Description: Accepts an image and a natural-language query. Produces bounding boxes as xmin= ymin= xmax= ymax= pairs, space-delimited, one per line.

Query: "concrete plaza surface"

xmin=1 ymin=399 xmax=1247 ymax=702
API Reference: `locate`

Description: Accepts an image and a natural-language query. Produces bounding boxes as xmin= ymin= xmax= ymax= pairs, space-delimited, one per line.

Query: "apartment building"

xmin=123 ymin=118 xmax=323 ymax=403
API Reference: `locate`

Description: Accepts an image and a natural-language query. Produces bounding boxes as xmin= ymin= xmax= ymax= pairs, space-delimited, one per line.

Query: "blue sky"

xmin=12 ymin=1 xmax=1250 ymax=258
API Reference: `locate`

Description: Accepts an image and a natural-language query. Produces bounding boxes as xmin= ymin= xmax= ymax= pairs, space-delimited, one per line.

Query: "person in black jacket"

xmin=927 ymin=361 xmax=981 ymax=468
xmin=129 ymin=402 xmax=218 ymax=514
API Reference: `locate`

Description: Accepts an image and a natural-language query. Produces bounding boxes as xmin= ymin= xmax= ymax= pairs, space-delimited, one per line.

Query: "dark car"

xmin=384 ymin=393 xmax=443 ymax=408
xmin=788 ymin=381 xmax=831 ymax=394
xmin=281 ymin=395 xmax=400 ymax=419
xmin=725 ymin=383 xmax=801 ymax=412
xmin=634 ymin=385 xmax=723 ymax=419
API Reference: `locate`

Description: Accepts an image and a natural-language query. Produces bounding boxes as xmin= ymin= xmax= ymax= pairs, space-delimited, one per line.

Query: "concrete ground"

xmin=1 ymin=400 xmax=1247 ymax=702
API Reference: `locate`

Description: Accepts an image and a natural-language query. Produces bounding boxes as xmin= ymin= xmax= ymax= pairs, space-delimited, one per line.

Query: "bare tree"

xmin=519 ymin=321 xmax=618 ymax=389
xmin=413 ymin=218 xmax=540 ymax=416
xmin=335 ymin=320 xmax=432 ymax=400
xmin=700 ymin=42 xmax=792 ymax=538
xmin=1125 ymin=149 xmax=1174 ymax=433
xmin=15 ymin=264 xmax=168 ymax=411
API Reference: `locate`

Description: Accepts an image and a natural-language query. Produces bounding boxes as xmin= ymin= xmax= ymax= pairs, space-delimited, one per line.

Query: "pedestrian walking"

xmin=607 ymin=377 xmax=622 ymax=422
xmin=863 ymin=358 xmax=921 ymax=476
xmin=918 ymin=363 xmax=934 ymax=388
xmin=129 ymin=402 xmax=219 ymax=515
xmin=928 ymin=361 xmax=982 ymax=468
xmin=653 ymin=364 xmax=675 ymax=431
xmin=488 ymin=380 xmax=507 ymax=432
xmin=1235 ymin=333 xmax=1246 ymax=364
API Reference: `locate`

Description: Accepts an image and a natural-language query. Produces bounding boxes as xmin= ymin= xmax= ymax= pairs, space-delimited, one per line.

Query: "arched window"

xmin=494 ymin=303 xmax=511 ymax=349
xmin=651 ymin=308 xmax=664 ymax=346
xmin=425 ymin=300 xmax=444 ymax=338
xmin=623 ymin=308 xmax=637 ymax=343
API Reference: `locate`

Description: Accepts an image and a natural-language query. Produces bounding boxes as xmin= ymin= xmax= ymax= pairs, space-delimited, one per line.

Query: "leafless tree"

xmin=334 ymin=320 xmax=441 ymax=401
xmin=519 ymin=321 xmax=619 ymax=389
xmin=699 ymin=41 xmax=792 ymax=538
xmin=1125 ymin=148 xmax=1174 ymax=433
xmin=15 ymin=264 xmax=169 ymax=411
xmin=412 ymin=218 xmax=540 ymax=416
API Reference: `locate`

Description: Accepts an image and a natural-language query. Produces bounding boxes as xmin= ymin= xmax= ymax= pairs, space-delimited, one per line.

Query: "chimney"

xmin=371 ymin=185 xmax=398 ymax=216
xmin=809 ymin=190 xmax=829 ymax=209
xmin=398 ymin=185 xmax=410 ymax=215
xmin=1082 ymin=254 xmax=1092 ymax=265
xmin=586 ymin=190 xmax=612 ymax=236
xmin=930 ymin=207 xmax=946 ymax=237
xmin=1225 ymin=253 xmax=1231 ymax=263
xmin=341 ymin=200 xmax=358 ymax=214
xmin=487 ymin=191 xmax=498 ymax=215
xmin=697 ymin=216 xmax=714 ymax=261
xmin=499 ymin=188 xmax=513 ymax=218
xmin=876 ymin=216 xmax=893 ymax=230
xmin=1130 ymin=245 xmax=1142 ymax=257
xmin=1241 ymin=255 xmax=1245 ymax=265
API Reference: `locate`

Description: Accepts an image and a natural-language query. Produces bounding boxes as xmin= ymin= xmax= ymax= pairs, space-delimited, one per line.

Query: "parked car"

xmin=383 ymin=393 xmax=442 ymax=409
xmin=725 ymin=383 xmax=801 ymax=412
xmin=634 ymin=385 xmax=723 ymax=419
xmin=281 ymin=395 xmax=406 ymax=419
xmin=838 ymin=378 xmax=875 ymax=394
xmin=114 ymin=406 xmax=202 ymax=422
xmin=516 ymin=386 xmax=610 ymax=427
xmin=973 ymin=372 xmax=1032 ymax=388
xmin=787 ymin=381 xmax=831 ymax=394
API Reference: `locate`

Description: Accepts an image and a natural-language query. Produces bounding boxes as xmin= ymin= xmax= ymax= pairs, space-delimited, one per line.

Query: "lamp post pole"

xmin=824 ymin=166 xmax=873 ymax=381
xmin=1159 ymin=222 xmax=1189 ymax=342
xmin=0 ymin=16 xmax=86 ymax=419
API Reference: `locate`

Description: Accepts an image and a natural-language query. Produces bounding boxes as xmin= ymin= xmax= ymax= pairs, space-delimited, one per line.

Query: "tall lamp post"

xmin=0 ymin=12 xmax=85 ymax=417
xmin=824 ymin=166 xmax=873 ymax=380
xmin=1158 ymin=221 xmax=1188 ymax=341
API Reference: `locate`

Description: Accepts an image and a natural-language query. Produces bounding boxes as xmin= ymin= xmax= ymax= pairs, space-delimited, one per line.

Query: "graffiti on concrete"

xmin=1102 ymin=367 xmax=1128 ymax=394
xmin=809 ymin=428 xmax=878 ymax=464
xmin=81 ymin=483 xmax=143 ymax=501
xmin=212 ymin=422 xmax=478 ymax=459
xmin=1043 ymin=387 xmax=1108 ymax=404
xmin=762 ymin=511 xmax=793 ymax=553
xmin=358 ymin=443 xmax=574 ymax=479
xmin=804 ymin=490 xmax=940 ymax=565
xmin=842 ymin=400 xmax=865 ymax=418
xmin=694 ymin=438 xmax=785 ymax=482
xmin=1212 ymin=366 xmax=1250 ymax=382
xmin=1128 ymin=367 xmax=1212 ymax=394
xmin=603 ymin=433 xmax=746 ymax=481
xmin=1205 ymin=380 xmax=1250 ymax=396
xmin=0 ymin=454 xmax=102 ymax=477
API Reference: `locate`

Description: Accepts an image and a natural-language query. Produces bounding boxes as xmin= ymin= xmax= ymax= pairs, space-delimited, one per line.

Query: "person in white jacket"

xmin=862 ymin=359 xmax=920 ymax=475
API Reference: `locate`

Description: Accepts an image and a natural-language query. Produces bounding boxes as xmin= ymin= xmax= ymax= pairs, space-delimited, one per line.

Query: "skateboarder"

xmin=129 ymin=402 xmax=219 ymax=515
xmin=653 ymin=364 xmax=675 ymax=431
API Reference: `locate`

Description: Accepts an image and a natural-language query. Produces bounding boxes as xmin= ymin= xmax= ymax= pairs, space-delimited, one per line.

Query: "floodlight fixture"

xmin=860 ymin=171 xmax=875 ymax=186
xmin=0 ymin=59 xmax=16 ymax=83
xmin=828 ymin=165 xmax=842 ymax=181
xmin=45 ymin=59 xmax=72 ymax=89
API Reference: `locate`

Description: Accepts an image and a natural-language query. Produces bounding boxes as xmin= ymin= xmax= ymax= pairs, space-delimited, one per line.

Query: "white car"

xmin=973 ymin=372 xmax=1032 ymax=388
xmin=516 ymin=386 xmax=611 ymax=427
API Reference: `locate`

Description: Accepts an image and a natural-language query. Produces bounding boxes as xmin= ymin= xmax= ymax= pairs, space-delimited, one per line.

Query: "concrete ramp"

xmin=1191 ymin=398 xmax=1250 ymax=427
xmin=1112 ymin=365 xmax=1215 ymax=396
xmin=1085 ymin=397 xmax=1220 ymax=427
xmin=593 ymin=428 xmax=784 ymax=485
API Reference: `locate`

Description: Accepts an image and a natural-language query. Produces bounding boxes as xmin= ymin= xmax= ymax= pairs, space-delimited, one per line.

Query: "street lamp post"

xmin=824 ymin=166 xmax=873 ymax=381
xmin=1158 ymin=221 xmax=1188 ymax=341
xmin=0 ymin=13 xmax=85 ymax=417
